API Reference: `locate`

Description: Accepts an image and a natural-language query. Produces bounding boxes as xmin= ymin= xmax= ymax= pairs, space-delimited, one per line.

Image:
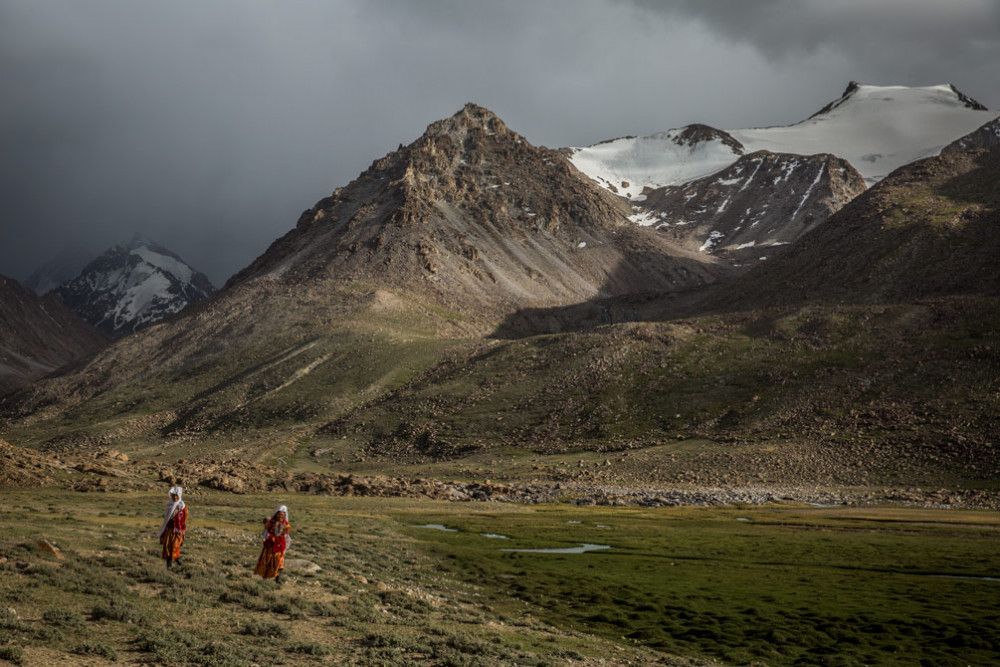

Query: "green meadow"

xmin=0 ymin=490 xmax=997 ymax=666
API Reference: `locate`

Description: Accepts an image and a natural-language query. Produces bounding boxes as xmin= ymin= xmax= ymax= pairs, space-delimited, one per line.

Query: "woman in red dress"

xmin=255 ymin=505 xmax=291 ymax=584
xmin=158 ymin=486 xmax=188 ymax=569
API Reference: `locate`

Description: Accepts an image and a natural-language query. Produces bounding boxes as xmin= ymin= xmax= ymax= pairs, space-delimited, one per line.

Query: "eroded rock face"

xmin=635 ymin=151 xmax=867 ymax=266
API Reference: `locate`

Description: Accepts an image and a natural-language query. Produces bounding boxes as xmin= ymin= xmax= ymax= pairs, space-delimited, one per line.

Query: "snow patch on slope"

xmin=132 ymin=246 xmax=193 ymax=283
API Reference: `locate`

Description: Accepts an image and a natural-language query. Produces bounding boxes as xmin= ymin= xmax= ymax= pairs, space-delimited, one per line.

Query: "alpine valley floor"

xmin=1 ymin=490 xmax=998 ymax=666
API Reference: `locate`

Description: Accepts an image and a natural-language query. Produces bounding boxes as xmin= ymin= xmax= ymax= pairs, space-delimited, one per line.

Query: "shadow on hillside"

xmin=934 ymin=148 xmax=1000 ymax=212
xmin=490 ymin=251 xmax=722 ymax=339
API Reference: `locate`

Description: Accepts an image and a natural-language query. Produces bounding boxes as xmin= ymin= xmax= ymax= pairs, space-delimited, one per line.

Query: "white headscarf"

xmin=158 ymin=486 xmax=186 ymax=537
xmin=264 ymin=505 xmax=290 ymax=548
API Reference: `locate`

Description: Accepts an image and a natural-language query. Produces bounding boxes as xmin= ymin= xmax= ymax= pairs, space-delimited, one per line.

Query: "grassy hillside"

xmin=4 ymin=296 xmax=997 ymax=494
xmin=315 ymin=297 xmax=999 ymax=488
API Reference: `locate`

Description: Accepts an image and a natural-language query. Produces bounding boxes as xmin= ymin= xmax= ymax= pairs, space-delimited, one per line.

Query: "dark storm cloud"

xmin=626 ymin=0 xmax=1000 ymax=99
xmin=2 ymin=1 xmax=997 ymax=286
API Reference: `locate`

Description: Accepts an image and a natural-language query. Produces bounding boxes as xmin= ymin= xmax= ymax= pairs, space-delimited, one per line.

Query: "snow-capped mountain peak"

xmin=570 ymin=82 xmax=998 ymax=195
xmin=732 ymin=82 xmax=998 ymax=184
xmin=54 ymin=240 xmax=214 ymax=338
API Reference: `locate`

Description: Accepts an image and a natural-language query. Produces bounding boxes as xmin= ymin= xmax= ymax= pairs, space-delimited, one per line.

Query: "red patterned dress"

xmin=254 ymin=512 xmax=291 ymax=579
xmin=160 ymin=504 xmax=188 ymax=562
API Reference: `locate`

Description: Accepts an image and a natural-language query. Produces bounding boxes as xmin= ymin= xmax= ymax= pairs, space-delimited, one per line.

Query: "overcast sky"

xmin=3 ymin=0 xmax=998 ymax=286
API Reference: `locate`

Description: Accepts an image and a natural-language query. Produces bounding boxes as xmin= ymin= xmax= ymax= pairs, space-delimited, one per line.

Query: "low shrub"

xmin=0 ymin=646 xmax=24 ymax=665
xmin=72 ymin=642 xmax=118 ymax=661
xmin=239 ymin=620 xmax=288 ymax=639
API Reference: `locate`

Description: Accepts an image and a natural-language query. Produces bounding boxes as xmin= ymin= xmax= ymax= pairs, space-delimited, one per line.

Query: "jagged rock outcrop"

xmin=636 ymin=151 xmax=867 ymax=265
xmin=705 ymin=146 xmax=1000 ymax=308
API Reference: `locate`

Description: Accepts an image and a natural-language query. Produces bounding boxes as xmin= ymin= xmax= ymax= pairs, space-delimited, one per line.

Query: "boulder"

xmin=285 ymin=558 xmax=322 ymax=575
xmin=36 ymin=539 xmax=64 ymax=560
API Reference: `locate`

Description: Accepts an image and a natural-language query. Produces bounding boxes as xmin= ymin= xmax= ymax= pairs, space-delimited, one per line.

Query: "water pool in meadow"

xmin=501 ymin=543 xmax=611 ymax=554
xmin=416 ymin=523 xmax=458 ymax=532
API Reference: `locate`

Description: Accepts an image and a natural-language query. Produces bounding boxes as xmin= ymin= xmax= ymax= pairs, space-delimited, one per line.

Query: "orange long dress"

xmin=160 ymin=505 xmax=188 ymax=561
xmin=254 ymin=515 xmax=291 ymax=579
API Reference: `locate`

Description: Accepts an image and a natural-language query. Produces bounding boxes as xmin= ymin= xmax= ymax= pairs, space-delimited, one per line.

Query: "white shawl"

xmin=158 ymin=486 xmax=186 ymax=538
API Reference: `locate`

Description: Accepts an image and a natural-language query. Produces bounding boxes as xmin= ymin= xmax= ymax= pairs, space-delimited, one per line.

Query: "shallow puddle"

xmin=481 ymin=533 xmax=510 ymax=539
xmin=502 ymin=543 xmax=611 ymax=554
xmin=416 ymin=524 xmax=458 ymax=532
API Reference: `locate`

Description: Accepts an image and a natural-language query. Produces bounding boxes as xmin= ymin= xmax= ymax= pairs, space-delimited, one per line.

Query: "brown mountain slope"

xmin=943 ymin=116 xmax=1000 ymax=154
xmin=493 ymin=144 xmax=1000 ymax=335
xmin=310 ymin=146 xmax=1000 ymax=482
xmin=228 ymin=103 xmax=724 ymax=322
xmin=0 ymin=275 xmax=106 ymax=395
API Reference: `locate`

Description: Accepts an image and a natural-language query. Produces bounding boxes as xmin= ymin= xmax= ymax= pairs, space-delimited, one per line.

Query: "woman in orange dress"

xmin=255 ymin=505 xmax=291 ymax=584
xmin=158 ymin=486 xmax=188 ymax=569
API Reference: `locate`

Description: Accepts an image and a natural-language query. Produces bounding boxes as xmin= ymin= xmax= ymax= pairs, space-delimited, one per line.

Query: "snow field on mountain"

xmin=571 ymin=84 xmax=998 ymax=195
xmin=733 ymin=85 xmax=998 ymax=184
xmin=569 ymin=130 xmax=743 ymax=198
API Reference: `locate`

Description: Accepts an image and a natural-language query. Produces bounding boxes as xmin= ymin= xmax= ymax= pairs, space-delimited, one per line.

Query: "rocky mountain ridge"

xmin=228 ymin=103 xmax=724 ymax=323
xmin=704 ymin=146 xmax=1000 ymax=309
xmin=2 ymin=100 xmax=998 ymax=502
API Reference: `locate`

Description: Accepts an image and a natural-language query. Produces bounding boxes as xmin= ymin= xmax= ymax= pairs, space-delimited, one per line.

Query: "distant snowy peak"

xmin=570 ymin=82 xmax=998 ymax=196
xmin=568 ymin=124 xmax=744 ymax=199
xmin=55 ymin=241 xmax=214 ymax=338
xmin=808 ymin=81 xmax=987 ymax=119
xmin=732 ymin=82 xmax=997 ymax=185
